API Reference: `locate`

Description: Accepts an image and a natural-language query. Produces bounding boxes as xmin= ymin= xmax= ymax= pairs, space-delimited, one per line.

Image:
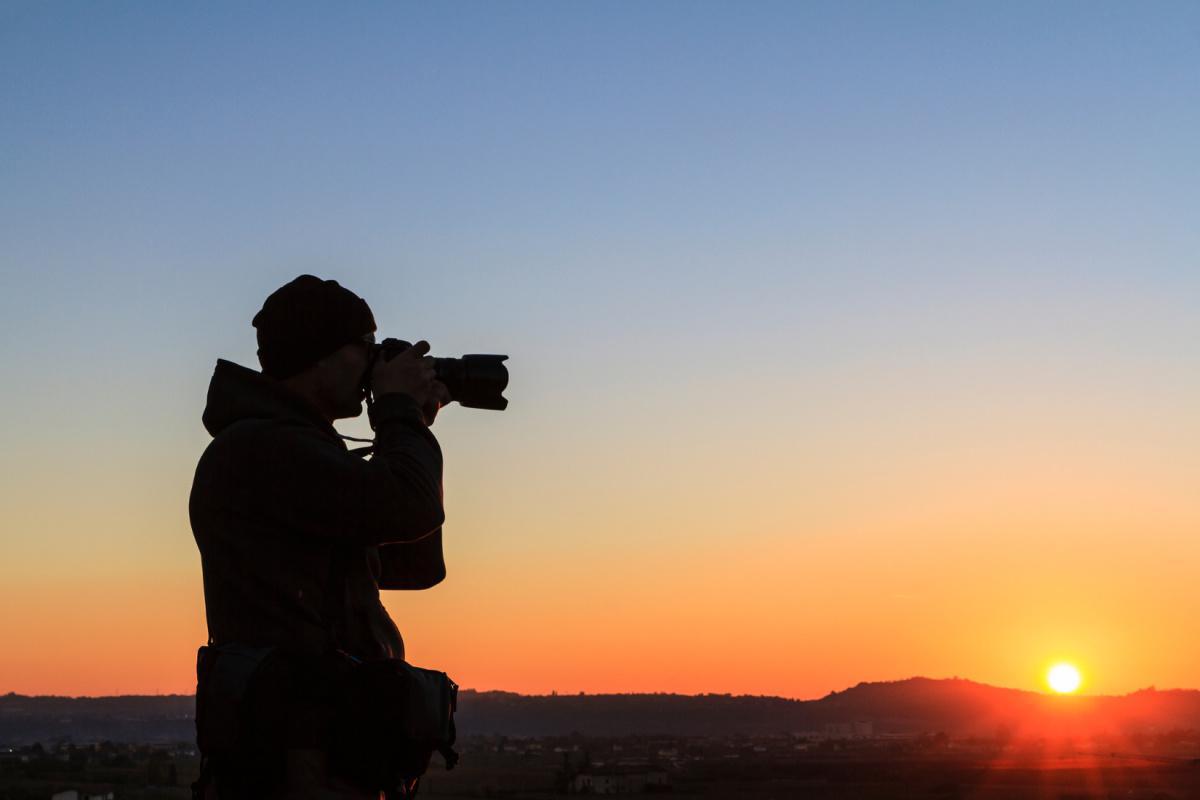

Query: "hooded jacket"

xmin=190 ymin=360 xmax=446 ymax=662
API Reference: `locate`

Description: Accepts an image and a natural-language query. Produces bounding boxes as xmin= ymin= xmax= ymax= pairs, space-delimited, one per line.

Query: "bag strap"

xmin=323 ymin=446 xmax=375 ymax=655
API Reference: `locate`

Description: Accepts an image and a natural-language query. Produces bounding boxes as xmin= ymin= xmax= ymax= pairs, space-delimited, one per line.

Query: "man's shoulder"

xmin=199 ymin=417 xmax=327 ymax=464
xmin=201 ymin=418 xmax=272 ymax=456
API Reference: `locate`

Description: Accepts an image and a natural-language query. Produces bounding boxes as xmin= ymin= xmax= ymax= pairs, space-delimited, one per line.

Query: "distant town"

xmin=6 ymin=728 xmax=1200 ymax=799
xmin=6 ymin=679 xmax=1200 ymax=798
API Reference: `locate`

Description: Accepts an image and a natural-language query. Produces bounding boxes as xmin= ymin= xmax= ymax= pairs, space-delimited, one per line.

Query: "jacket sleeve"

xmin=377 ymin=528 xmax=447 ymax=590
xmin=225 ymin=393 xmax=444 ymax=545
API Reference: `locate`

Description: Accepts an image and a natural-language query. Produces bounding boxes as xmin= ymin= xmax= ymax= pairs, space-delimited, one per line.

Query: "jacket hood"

xmin=201 ymin=359 xmax=335 ymax=438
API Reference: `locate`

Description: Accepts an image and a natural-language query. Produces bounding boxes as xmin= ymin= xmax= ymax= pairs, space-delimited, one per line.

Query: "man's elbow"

xmin=412 ymin=502 xmax=445 ymax=540
xmin=378 ymin=554 xmax=446 ymax=590
xmin=409 ymin=561 xmax=446 ymax=590
xmin=387 ymin=501 xmax=444 ymax=544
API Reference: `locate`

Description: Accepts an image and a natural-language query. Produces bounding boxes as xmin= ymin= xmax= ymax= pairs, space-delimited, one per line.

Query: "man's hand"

xmin=420 ymin=382 xmax=452 ymax=426
xmin=372 ymin=340 xmax=451 ymax=425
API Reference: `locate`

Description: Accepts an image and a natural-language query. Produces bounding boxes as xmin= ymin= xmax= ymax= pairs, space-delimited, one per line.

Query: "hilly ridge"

xmin=3 ymin=678 xmax=1198 ymax=744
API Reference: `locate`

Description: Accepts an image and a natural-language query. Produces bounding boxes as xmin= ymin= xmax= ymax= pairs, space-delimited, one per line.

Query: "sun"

xmin=1047 ymin=663 xmax=1082 ymax=694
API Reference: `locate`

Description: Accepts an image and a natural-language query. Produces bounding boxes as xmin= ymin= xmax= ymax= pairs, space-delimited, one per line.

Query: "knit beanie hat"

xmin=252 ymin=275 xmax=377 ymax=378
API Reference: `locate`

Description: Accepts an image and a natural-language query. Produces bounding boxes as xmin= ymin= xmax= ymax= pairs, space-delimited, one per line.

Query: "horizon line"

xmin=4 ymin=675 xmax=1189 ymax=703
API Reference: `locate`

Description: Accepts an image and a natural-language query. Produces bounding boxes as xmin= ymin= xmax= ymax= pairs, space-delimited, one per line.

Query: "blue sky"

xmin=4 ymin=1 xmax=1196 ymax=410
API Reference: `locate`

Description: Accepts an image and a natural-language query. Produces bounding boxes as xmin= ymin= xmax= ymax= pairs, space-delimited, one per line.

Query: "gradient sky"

xmin=1 ymin=1 xmax=1197 ymax=699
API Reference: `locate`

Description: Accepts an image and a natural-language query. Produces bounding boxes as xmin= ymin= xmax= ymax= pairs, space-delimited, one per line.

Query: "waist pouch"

xmin=195 ymin=643 xmax=277 ymax=753
xmin=329 ymin=657 xmax=460 ymax=792
xmin=195 ymin=643 xmax=458 ymax=791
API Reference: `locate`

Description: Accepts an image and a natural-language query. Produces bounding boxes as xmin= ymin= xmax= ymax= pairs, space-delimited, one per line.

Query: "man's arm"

xmin=216 ymin=392 xmax=444 ymax=546
xmin=377 ymin=528 xmax=446 ymax=590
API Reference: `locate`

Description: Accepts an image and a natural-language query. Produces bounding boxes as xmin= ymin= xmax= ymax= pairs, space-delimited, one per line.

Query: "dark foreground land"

xmin=10 ymin=681 xmax=1200 ymax=796
xmin=4 ymin=734 xmax=1200 ymax=800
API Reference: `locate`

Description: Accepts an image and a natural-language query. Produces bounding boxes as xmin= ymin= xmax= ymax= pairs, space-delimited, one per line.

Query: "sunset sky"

xmin=1 ymin=2 xmax=1197 ymax=699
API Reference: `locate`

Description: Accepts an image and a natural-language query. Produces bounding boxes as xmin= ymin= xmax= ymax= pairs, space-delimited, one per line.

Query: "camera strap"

xmin=340 ymin=433 xmax=375 ymax=457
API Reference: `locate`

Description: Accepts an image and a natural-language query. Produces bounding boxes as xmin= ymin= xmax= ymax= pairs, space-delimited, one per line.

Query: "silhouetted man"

xmin=190 ymin=275 xmax=450 ymax=798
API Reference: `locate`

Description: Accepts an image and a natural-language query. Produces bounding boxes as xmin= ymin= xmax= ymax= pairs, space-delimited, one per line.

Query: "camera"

xmin=365 ymin=338 xmax=509 ymax=411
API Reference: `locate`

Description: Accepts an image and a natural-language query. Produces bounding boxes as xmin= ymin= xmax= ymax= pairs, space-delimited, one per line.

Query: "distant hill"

xmin=0 ymin=692 xmax=195 ymax=744
xmin=455 ymin=679 xmax=1200 ymax=737
xmin=4 ymin=678 xmax=1200 ymax=744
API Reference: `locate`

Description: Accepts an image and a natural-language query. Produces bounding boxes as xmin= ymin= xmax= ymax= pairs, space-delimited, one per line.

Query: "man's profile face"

xmin=316 ymin=334 xmax=376 ymax=420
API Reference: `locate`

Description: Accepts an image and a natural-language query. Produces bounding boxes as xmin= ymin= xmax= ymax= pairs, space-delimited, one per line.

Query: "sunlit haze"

xmin=1 ymin=2 xmax=1198 ymax=699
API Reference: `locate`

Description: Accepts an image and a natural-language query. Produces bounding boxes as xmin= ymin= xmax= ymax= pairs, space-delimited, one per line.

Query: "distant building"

xmin=824 ymin=721 xmax=874 ymax=739
xmin=570 ymin=768 xmax=670 ymax=794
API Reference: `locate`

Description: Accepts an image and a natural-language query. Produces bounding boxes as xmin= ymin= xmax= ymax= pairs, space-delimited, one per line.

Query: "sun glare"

xmin=1047 ymin=663 xmax=1082 ymax=694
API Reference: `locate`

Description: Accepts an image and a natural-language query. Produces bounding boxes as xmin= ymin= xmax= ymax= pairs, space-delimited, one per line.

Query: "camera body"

xmin=367 ymin=338 xmax=509 ymax=411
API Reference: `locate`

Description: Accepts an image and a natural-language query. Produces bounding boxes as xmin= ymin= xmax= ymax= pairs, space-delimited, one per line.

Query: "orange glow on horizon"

xmin=1 ymin=352 xmax=1197 ymax=699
